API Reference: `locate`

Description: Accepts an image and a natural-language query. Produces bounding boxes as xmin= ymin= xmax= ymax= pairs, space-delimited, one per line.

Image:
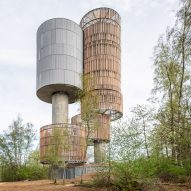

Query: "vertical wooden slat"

xmin=40 ymin=124 xmax=86 ymax=164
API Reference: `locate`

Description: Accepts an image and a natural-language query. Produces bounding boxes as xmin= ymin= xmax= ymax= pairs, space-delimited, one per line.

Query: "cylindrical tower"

xmin=37 ymin=18 xmax=83 ymax=104
xmin=37 ymin=18 xmax=85 ymax=164
xmin=80 ymin=7 xmax=123 ymax=121
xmin=40 ymin=124 xmax=86 ymax=164
xmin=80 ymin=8 xmax=123 ymax=163
xmin=71 ymin=114 xmax=110 ymax=143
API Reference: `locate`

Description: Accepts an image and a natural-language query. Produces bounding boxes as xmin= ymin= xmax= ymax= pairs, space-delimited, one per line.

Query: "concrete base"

xmin=94 ymin=142 xmax=107 ymax=163
xmin=49 ymin=164 xmax=108 ymax=179
xmin=52 ymin=92 xmax=68 ymax=124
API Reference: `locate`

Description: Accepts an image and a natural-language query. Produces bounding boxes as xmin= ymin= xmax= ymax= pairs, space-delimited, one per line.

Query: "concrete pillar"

xmin=52 ymin=92 xmax=68 ymax=124
xmin=94 ymin=142 xmax=107 ymax=163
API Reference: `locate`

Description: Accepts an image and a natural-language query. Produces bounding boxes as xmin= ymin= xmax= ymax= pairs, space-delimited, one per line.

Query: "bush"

xmin=18 ymin=165 xmax=48 ymax=180
xmin=91 ymin=157 xmax=190 ymax=190
xmin=130 ymin=156 xmax=189 ymax=183
xmin=182 ymin=160 xmax=191 ymax=177
xmin=91 ymin=162 xmax=139 ymax=190
xmin=93 ymin=171 xmax=110 ymax=187
xmin=131 ymin=157 xmax=157 ymax=179
xmin=155 ymin=158 xmax=187 ymax=183
xmin=0 ymin=165 xmax=48 ymax=182
xmin=111 ymin=162 xmax=142 ymax=191
xmin=0 ymin=166 xmax=18 ymax=181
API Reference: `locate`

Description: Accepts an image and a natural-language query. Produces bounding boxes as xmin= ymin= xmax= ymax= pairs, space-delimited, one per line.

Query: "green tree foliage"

xmin=110 ymin=118 xmax=142 ymax=161
xmin=0 ymin=116 xmax=35 ymax=167
xmin=44 ymin=126 xmax=69 ymax=184
xmin=111 ymin=105 xmax=154 ymax=161
xmin=107 ymin=1 xmax=191 ymax=187
xmin=76 ymin=74 xmax=99 ymax=152
xmin=0 ymin=149 xmax=48 ymax=181
xmin=0 ymin=116 xmax=48 ymax=181
xmin=131 ymin=105 xmax=154 ymax=158
xmin=26 ymin=149 xmax=48 ymax=180
xmin=152 ymin=0 xmax=191 ymax=164
xmin=77 ymin=74 xmax=99 ymax=183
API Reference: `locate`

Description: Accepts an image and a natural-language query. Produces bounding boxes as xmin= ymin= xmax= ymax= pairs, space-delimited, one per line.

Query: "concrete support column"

xmin=52 ymin=92 xmax=68 ymax=124
xmin=94 ymin=142 xmax=107 ymax=163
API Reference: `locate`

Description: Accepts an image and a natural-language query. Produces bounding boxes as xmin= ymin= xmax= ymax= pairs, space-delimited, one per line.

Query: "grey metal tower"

xmin=37 ymin=18 xmax=86 ymax=164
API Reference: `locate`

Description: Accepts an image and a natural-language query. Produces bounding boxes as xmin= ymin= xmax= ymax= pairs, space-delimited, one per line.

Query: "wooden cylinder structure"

xmin=71 ymin=114 xmax=82 ymax=126
xmin=80 ymin=7 xmax=123 ymax=121
xmin=40 ymin=124 xmax=86 ymax=164
xmin=71 ymin=114 xmax=110 ymax=143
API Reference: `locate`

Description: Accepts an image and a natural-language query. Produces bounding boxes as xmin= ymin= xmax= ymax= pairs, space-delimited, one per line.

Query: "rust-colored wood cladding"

xmin=80 ymin=8 xmax=123 ymax=121
xmin=71 ymin=114 xmax=82 ymax=125
xmin=40 ymin=124 xmax=86 ymax=164
xmin=83 ymin=24 xmax=120 ymax=60
xmin=94 ymin=89 xmax=123 ymax=113
xmin=71 ymin=114 xmax=110 ymax=142
xmin=88 ymin=114 xmax=110 ymax=142
xmin=80 ymin=8 xmax=121 ymax=29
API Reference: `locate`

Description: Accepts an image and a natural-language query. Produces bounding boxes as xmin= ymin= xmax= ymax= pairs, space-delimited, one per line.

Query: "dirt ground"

xmin=159 ymin=183 xmax=191 ymax=191
xmin=1 ymin=179 xmax=191 ymax=191
xmin=0 ymin=173 xmax=109 ymax=191
xmin=0 ymin=179 xmax=108 ymax=191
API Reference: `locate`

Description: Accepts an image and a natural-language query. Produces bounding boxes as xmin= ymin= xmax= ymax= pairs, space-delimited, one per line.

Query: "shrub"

xmin=111 ymin=162 xmax=142 ymax=191
xmin=0 ymin=165 xmax=48 ymax=182
xmin=155 ymin=158 xmax=187 ymax=183
xmin=93 ymin=171 xmax=111 ymax=187
xmin=0 ymin=166 xmax=18 ymax=181
xmin=131 ymin=157 xmax=157 ymax=179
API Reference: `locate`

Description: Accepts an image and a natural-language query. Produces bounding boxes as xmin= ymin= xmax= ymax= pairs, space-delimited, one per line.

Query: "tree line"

xmin=0 ymin=116 xmax=48 ymax=181
xmin=107 ymin=0 xmax=191 ymax=188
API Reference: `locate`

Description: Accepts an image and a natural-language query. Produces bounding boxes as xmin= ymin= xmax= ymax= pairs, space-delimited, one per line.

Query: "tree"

xmin=28 ymin=149 xmax=40 ymax=166
xmin=0 ymin=115 xmax=36 ymax=181
xmin=77 ymin=74 xmax=99 ymax=183
xmin=110 ymin=104 xmax=154 ymax=161
xmin=131 ymin=105 xmax=154 ymax=158
xmin=152 ymin=0 xmax=191 ymax=164
xmin=110 ymin=117 xmax=142 ymax=161
xmin=44 ymin=126 xmax=69 ymax=184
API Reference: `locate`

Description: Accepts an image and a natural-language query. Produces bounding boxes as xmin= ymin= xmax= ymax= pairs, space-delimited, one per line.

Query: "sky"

xmin=0 ymin=0 xmax=179 ymax=133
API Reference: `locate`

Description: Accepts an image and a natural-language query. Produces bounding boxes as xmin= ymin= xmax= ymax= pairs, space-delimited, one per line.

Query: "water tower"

xmin=36 ymin=18 xmax=86 ymax=164
xmin=70 ymin=8 xmax=123 ymax=163
xmin=80 ymin=7 xmax=123 ymax=163
xmin=36 ymin=7 xmax=123 ymax=168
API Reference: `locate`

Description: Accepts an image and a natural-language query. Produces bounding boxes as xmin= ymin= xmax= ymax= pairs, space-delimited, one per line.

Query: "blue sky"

xmin=0 ymin=0 xmax=179 ymax=132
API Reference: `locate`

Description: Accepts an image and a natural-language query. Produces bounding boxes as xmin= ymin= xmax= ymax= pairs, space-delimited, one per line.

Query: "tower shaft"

xmin=52 ymin=92 xmax=68 ymax=124
xmin=80 ymin=8 xmax=123 ymax=163
xmin=37 ymin=18 xmax=85 ymax=164
xmin=94 ymin=142 xmax=107 ymax=163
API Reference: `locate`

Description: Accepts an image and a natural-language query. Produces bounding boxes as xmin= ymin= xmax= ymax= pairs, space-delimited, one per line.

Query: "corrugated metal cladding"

xmin=36 ymin=18 xmax=83 ymax=103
